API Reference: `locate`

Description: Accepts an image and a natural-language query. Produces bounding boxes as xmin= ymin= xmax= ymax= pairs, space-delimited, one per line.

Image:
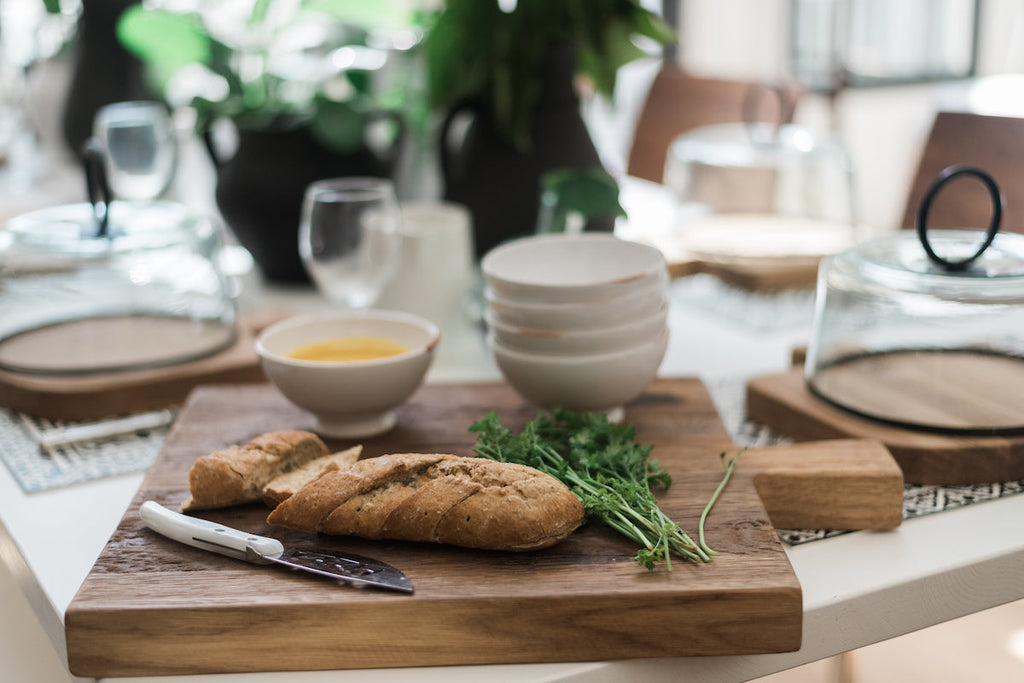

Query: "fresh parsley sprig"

xmin=470 ymin=408 xmax=732 ymax=570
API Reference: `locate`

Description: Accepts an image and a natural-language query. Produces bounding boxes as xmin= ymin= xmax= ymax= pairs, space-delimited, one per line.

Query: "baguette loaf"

xmin=183 ymin=430 xmax=329 ymax=511
xmin=266 ymin=453 xmax=585 ymax=551
xmin=262 ymin=445 xmax=363 ymax=508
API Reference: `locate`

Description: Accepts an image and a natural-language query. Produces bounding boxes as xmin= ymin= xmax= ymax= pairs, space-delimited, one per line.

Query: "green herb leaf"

xmin=470 ymin=407 xmax=718 ymax=571
xmin=539 ymin=166 xmax=627 ymax=232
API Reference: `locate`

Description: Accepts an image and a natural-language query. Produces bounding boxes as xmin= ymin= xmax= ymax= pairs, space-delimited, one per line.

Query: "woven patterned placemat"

xmin=669 ymin=274 xmax=817 ymax=332
xmin=0 ymin=408 xmax=168 ymax=492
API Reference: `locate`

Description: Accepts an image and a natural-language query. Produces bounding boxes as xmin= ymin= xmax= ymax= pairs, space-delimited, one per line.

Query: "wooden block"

xmin=734 ymin=439 xmax=904 ymax=530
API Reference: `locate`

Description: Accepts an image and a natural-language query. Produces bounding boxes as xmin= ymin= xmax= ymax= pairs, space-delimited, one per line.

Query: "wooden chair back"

xmin=627 ymin=64 xmax=801 ymax=184
xmin=900 ymin=111 xmax=1024 ymax=234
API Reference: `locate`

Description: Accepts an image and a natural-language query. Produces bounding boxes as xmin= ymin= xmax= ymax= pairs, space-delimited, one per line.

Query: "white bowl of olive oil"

xmin=256 ymin=310 xmax=440 ymax=438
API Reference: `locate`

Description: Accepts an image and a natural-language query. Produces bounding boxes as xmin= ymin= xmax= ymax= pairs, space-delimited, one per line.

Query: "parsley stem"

xmin=698 ymin=452 xmax=740 ymax=556
xmin=470 ymin=409 xmax=724 ymax=571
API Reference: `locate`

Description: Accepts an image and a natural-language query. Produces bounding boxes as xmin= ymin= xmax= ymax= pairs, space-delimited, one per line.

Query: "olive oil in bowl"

xmin=287 ymin=336 xmax=410 ymax=363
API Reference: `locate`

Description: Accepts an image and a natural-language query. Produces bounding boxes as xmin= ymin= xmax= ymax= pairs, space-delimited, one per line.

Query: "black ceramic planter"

xmin=439 ymin=42 xmax=613 ymax=261
xmin=61 ymin=0 xmax=150 ymax=160
xmin=208 ymin=124 xmax=400 ymax=283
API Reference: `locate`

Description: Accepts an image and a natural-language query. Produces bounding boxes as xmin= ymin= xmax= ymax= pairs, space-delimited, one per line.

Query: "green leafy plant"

xmin=470 ymin=408 xmax=737 ymax=571
xmin=423 ymin=0 xmax=675 ymax=152
xmin=116 ymin=0 xmax=422 ymax=153
xmin=537 ymin=166 xmax=626 ymax=233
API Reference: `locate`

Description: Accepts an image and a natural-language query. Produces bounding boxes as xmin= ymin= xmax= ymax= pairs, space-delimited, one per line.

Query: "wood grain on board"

xmin=667 ymin=253 xmax=822 ymax=291
xmin=739 ymin=439 xmax=903 ymax=530
xmin=809 ymin=351 xmax=1024 ymax=433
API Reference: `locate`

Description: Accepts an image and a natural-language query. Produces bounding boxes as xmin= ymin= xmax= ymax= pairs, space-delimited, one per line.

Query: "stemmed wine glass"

xmin=89 ymin=101 xmax=177 ymax=203
xmin=298 ymin=177 xmax=402 ymax=308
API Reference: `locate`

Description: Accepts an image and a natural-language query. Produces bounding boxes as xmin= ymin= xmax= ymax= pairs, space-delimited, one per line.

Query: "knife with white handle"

xmin=139 ymin=501 xmax=413 ymax=593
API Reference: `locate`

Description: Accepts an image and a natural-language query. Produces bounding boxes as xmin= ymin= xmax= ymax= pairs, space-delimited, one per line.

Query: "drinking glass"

xmin=299 ymin=177 xmax=402 ymax=308
xmin=91 ymin=101 xmax=177 ymax=202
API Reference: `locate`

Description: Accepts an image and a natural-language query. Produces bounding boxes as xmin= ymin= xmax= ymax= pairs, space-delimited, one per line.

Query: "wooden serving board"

xmin=747 ymin=369 xmax=1024 ymax=485
xmin=65 ymin=378 xmax=900 ymax=678
xmin=668 ymin=253 xmax=821 ymax=291
xmin=0 ymin=312 xmax=284 ymax=421
xmin=635 ymin=216 xmax=852 ymax=291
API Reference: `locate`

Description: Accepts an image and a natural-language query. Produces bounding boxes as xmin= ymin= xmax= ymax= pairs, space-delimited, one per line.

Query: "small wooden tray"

xmin=747 ymin=368 xmax=1024 ymax=485
xmin=640 ymin=215 xmax=847 ymax=291
xmin=0 ymin=312 xmax=284 ymax=421
xmin=668 ymin=253 xmax=821 ymax=291
xmin=809 ymin=350 xmax=1024 ymax=433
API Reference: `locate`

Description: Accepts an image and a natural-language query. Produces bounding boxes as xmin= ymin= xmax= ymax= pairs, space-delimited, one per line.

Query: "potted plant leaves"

xmin=423 ymin=0 xmax=674 ymax=258
xmin=117 ymin=1 xmax=421 ymax=282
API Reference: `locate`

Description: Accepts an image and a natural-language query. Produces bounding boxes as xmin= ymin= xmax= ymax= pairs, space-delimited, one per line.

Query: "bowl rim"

xmin=256 ymin=310 xmax=440 ymax=369
xmin=485 ymin=301 xmax=668 ymax=339
xmin=488 ymin=329 xmax=669 ymax=364
xmin=483 ymin=277 xmax=666 ymax=312
xmin=481 ymin=233 xmax=667 ymax=292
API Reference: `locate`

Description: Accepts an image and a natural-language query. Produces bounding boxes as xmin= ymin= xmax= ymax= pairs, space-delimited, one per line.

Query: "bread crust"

xmin=266 ymin=453 xmax=585 ymax=551
xmin=182 ymin=430 xmax=329 ymax=511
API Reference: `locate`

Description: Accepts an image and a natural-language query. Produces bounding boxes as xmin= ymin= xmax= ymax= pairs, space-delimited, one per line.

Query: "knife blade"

xmin=139 ymin=501 xmax=413 ymax=593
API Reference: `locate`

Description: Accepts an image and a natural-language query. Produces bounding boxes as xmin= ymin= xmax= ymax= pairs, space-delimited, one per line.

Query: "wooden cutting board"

xmin=64 ymin=378 xmax=901 ymax=678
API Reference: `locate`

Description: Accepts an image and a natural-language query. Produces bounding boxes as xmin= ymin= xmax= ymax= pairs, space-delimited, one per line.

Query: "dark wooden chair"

xmin=900 ymin=111 xmax=1024 ymax=234
xmin=627 ymin=63 xmax=802 ymax=184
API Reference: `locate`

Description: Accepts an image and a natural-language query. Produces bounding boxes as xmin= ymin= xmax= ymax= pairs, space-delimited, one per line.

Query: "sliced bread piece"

xmin=182 ymin=430 xmax=329 ymax=511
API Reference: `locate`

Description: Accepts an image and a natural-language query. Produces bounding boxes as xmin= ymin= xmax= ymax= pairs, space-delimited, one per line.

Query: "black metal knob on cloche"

xmin=916 ymin=164 xmax=1004 ymax=272
xmin=81 ymin=137 xmax=112 ymax=238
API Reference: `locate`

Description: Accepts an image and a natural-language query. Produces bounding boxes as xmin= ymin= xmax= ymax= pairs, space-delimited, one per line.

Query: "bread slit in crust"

xmin=267 ymin=453 xmax=585 ymax=551
xmin=381 ymin=476 xmax=478 ymax=542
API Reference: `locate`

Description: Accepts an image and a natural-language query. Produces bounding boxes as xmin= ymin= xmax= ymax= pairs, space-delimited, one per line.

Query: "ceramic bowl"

xmin=484 ymin=279 xmax=668 ymax=332
xmin=489 ymin=331 xmax=669 ymax=415
xmin=482 ymin=233 xmax=668 ymax=304
xmin=256 ymin=310 xmax=439 ymax=438
xmin=486 ymin=303 xmax=668 ymax=356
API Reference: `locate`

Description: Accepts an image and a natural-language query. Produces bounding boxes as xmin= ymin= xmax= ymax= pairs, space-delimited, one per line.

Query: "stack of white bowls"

xmin=481 ymin=233 xmax=670 ymax=416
